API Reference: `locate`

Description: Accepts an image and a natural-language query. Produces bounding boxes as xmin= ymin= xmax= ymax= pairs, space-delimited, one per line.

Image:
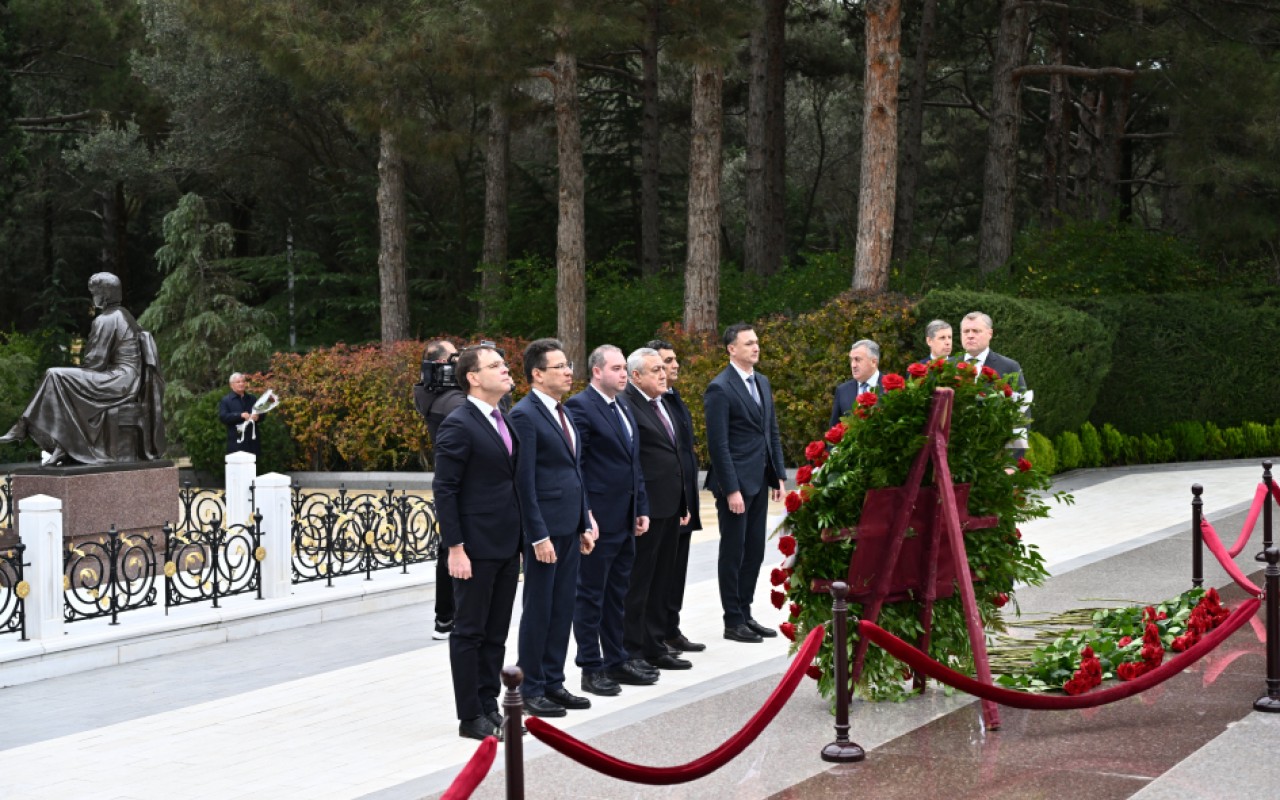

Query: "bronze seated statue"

xmin=0 ymin=272 xmax=165 ymax=466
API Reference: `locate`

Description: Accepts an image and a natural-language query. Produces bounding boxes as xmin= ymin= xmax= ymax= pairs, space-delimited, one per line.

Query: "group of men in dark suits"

xmin=432 ymin=336 xmax=719 ymax=741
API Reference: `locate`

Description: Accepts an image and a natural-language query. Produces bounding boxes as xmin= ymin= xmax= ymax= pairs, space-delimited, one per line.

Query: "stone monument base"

xmin=2 ymin=461 xmax=178 ymax=550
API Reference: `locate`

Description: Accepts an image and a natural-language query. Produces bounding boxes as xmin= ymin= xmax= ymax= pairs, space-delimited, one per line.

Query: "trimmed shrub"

xmin=1139 ymin=433 xmax=1175 ymax=464
xmin=1072 ymin=290 xmax=1280 ymax=434
xmin=1243 ymin=422 xmax=1272 ymax=457
xmin=915 ymin=289 xmax=1113 ymax=438
xmin=1204 ymin=422 xmax=1228 ymax=460
xmin=1079 ymin=422 xmax=1103 ymax=468
xmin=1222 ymin=427 xmax=1247 ymax=459
xmin=1054 ymin=431 xmax=1083 ymax=471
xmin=1101 ymin=423 xmax=1128 ymax=465
xmin=1167 ymin=421 xmax=1207 ymax=462
xmin=1028 ymin=431 xmax=1057 ymax=474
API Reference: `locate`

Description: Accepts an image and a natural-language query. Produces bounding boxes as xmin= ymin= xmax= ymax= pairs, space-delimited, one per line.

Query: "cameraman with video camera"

xmin=415 ymin=339 xmax=465 ymax=640
xmin=414 ymin=339 xmax=512 ymax=641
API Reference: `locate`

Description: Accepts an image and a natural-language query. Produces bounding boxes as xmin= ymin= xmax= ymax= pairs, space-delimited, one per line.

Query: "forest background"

xmin=3 ymin=0 xmax=1280 ymax=475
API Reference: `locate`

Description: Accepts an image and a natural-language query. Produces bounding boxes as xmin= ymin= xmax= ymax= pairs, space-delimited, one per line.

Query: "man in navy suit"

xmin=622 ymin=348 xmax=692 ymax=671
xmin=566 ymin=345 xmax=653 ymax=696
xmin=959 ymin=312 xmax=1027 ymax=390
xmin=647 ymin=339 xmax=705 ymax=654
xmin=509 ymin=338 xmax=597 ymax=718
xmin=433 ymin=345 xmax=523 ymax=741
xmin=922 ymin=319 xmax=953 ymax=362
xmin=830 ymin=339 xmax=881 ymax=428
xmin=704 ymin=323 xmax=788 ymax=644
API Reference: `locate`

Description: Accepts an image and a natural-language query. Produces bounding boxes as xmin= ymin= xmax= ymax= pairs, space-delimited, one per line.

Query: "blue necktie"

xmin=610 ymin=402 xmax=631 ymax=443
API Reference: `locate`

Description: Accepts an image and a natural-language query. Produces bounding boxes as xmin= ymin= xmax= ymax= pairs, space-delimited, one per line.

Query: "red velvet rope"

xmin=525 ymin=624 xmax=826 ymax=785
xmin=440 ymin=735 xmax=498 ymax=800
xmin=857 ymin=597 xmax=1260 ymax=710
xmin=1225 ymin=483 xmax=1269 ymax=557
xmin=1200 ymin=519 xmax=1264 ymax=596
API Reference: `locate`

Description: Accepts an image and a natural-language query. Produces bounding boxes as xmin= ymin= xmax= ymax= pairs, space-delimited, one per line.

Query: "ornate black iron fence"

xmin=164 ymin=483 xmax=263 ymax=609
xmin=291 ymin=484 xmax=439 ymax=586
xmin=0 ymin=543 xmax=26 ymax=639
xmin=64 ymin=526 xmax=159 ymax=624
xmin=0 ymin=472 xmax=12 ymax=530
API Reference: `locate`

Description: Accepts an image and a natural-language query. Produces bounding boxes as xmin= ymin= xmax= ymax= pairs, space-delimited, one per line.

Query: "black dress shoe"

xmin=606 ymin=661 xmax=659 ymax=685
xmin=546 ymin=687 xmax=591 ymax=710
xmin=486 ymin=709 xmax=525 ymax=735
xmin=648 ymin=653 xmax=693 ymax=670
xmin=459 ymin=715 xmax=501 ymax=741
xmin=724 ymin=623 xmax=763 ymax=643
xmin=523 ymin=695 xmax=567 ymax=717
xmin=745 ymin=619 xmax=778 ymax=638
xmin=665 ymin=634 xmax=706 ymax=653
xmin=627 ymin=658 xmax=659 ymax=676
xmin=582 ymin=671 xmax=622 ymax=696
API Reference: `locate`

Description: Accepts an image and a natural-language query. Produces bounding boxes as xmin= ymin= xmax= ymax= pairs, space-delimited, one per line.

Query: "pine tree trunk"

xmin=852 ymin=0 xmax=901 ymax=293
xmin=479 ymin=90 xmax=510 ymax=328
xmin=764 ymin=0 xmax=786 ymax=270
xmin=553 ymin=49 xmax=587 ymax=379
xmin=892 ymin=0 xmax=937 ymax=264
xmin=1040 ymin=6 xmax=1069 ymax=226
xmin=684 ymin=61 xmax=723 ymax=335
xmin=744 ymin=5 xmax=768 ymax=276
xmin=640 ymin=0 xmax=661 ymax=276
xmin=977 ymin=0 xmax=1029 ymax=275
xmin=377 ymin=127 xmax=410 ymax=342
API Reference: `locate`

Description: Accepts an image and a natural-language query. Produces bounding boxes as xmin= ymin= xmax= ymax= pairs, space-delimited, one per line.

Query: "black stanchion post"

xmin=822 ymin=581 xmax=866 ymax=763
xmin=1254 ymin=546 xmax=1280 ymax=712
xmin=1191 ymin=484 xmax=1204 ymax=589
xmin=1263 ymin=461 xmax=1274 ymax=555
xmin=502 ymin=666 xmax=526 ymax=800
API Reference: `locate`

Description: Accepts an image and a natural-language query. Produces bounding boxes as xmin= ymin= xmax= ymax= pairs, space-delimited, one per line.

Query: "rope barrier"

xmin=856 ymin=597 xmax=1259 ymax=710
xmin=1224 ymin=483 xmax=1271 ymax=557
xmin=525 ymin=624 xmax=825 ymax=785
xmin=440 ymin=735 xmax=498 ymax=800
xmin=1200 ymin=519 xmax=1264 ymax=596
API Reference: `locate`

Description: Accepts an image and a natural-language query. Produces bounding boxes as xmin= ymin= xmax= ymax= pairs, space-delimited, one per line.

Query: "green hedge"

xmin=914 ymin=289 xmax=1113 ymax=438
xmin=1069 ymin=290 xmax=1280 ymax=434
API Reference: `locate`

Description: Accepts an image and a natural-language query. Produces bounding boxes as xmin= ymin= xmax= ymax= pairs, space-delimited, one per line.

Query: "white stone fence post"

xmin=17 ymin=494 xmax=64 ymax=641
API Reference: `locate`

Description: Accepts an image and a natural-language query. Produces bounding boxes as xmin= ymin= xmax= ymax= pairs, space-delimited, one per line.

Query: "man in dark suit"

xmin=218 ymin=373 xmax=264 ymax=457
xmin=646 ymin=339 xmax=705 ymax=654
xmin=704 ymin=323 xmax=787 ymax=644
xmin=959 ymin=311 xmax=1027 ymax=390
xmin=432 ymin=344 xmax=523 ymax=741
xmin=923 ymin=319 xmax=953 ymax=362
xmin=509 ymin=338 xmax=597 ymax=718
xmin=566 ymin=345 xmax=654 ymax=696
xmin=960 ymin=311 xmax=1030 ymax=458
xmin=830 ymin=339 xmax=881 ymax=428
xmin=622 ymin=348 xmax=692 ymax=672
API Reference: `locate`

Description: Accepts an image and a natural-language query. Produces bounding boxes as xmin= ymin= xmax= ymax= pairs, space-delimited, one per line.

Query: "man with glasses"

xmin=433 ymin=344 xmax=523 ymax=741
xmin=509 ymin=338 xmax=597 ymax=717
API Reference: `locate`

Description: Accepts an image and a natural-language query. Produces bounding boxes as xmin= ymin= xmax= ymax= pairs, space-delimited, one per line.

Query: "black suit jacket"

xmin=432 ymin=401 xmax=523 ymax=561
xmin=983 ymin=351 xmax=1028 ymax=391
xmin=829 ymin=375 xmax=881 ymax=428
xmin=665 ymin=387 xmax=702 ymax=532
xmin=565 ymin=387 xmax=650 ymax=534
xmin=623 ymin=385 xmax=688 ymax=521
xmin=703 ymin=366 xmax=787 ymax=499
xmin=508 ymin=393 xmax=591 ymax=543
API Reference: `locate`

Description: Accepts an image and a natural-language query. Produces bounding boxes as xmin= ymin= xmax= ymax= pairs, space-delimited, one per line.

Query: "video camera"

xmin=419 ymin=340 xmax=502 ymax=391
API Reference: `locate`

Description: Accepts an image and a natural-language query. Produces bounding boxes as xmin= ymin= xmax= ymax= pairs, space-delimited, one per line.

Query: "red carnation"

xmin=778 ymin=534 xmax=797 ymax=556
xmin=1017 ymin=457 xmax=1032 ymax=472
xmin=930 ymin=358 xmax=947 ymax=371
xmin=804 ymin=440 xmax=826 ymax=463
xmin=881 ymin=373 xmax=906 ymax=391
xmin=806 ymin=663 xmax=822 ymax=680
xmin=770 ymin=568 xmax=786 ymax=586
xmin=956 ymin=360 xmax=972 ymax=372
xmin=1002 ymin=384 xmax=1013 ymax=397
xmin=994 ymin=592 xmax=1009 ymax=608
xmin=796 ymin=465 xmax=813 ymax=485
xmin=784 ymin=492 xmax=802 ymax=513
xmin=789 ymin=602 xmax=801 ymax=618
xmin=824 ymin=422 xmax=847 ymax=444
xmin=981 ymin=365 xmax=998 ymax=380
xmin=1015 ymin=528 xmax=1022 ymax=540
xmin=907 ymin=362 xmax=928 ymax=378
xmin=856 ymin=391 xmax=878 ymax=408
xmin=779 ymin=622 xmax=796 ymax=641
xmin=1118 ymin=635 xmax=1133 ymax=647
xmin=770 ymin=590 xmax=785 ymax=609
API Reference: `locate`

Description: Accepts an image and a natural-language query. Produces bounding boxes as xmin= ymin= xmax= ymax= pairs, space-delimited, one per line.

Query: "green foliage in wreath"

xmin=777 ymin=357 xmax=1064 ymax=702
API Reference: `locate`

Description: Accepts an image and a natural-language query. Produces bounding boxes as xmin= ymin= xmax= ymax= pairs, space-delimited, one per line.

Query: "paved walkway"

xmin=1 ymin=460 xmax=1278 ymax=799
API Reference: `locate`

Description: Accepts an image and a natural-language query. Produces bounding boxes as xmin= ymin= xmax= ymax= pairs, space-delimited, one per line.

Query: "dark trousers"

xmin=449 ymin=553 xmax=519 ymax=720
xmin=664 ymin=530 xmax=693 ymax=639
xmin=715 ymin=487 xmax=769 ymax=627
xmin=434 ymin=539 xmax=454 ymax=622
xmin=574 ymin=529 xmax=635 ymax=673
xmin=517 ymin=534 xmax=581 ymax=697
xmin=623 ymin=514 xmax=679 ymax=659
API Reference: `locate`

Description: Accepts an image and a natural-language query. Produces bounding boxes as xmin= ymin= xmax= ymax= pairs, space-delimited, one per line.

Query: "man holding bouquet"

xmin=218 ymin=372 xmax=265 ymax=457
